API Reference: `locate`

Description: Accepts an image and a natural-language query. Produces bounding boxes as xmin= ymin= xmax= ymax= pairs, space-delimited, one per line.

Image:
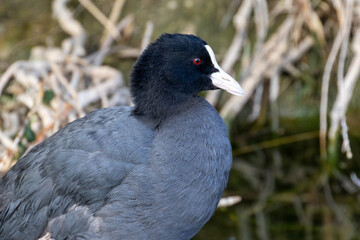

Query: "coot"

xmin=0 ymin=33 xmax=243 ymax=240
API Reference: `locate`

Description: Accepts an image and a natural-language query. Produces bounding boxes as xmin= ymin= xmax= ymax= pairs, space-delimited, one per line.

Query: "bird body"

xmin=0 ymin=33 xmax=243 ymax=239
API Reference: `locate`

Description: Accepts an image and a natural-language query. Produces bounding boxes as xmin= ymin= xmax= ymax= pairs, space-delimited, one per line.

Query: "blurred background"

xmin=0 ymin=0 xmax=360 ymax=239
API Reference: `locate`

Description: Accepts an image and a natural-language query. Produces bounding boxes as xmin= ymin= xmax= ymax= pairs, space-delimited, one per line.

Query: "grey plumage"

xmin=0 ymin=33 xmax=243 ymax=240
xmin=0 ymin=99 xmax=232 ymax=239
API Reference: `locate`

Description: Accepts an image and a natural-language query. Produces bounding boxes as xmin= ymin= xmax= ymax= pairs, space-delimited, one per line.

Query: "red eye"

xmin=193 ymin=58 xmax=201 ymax=65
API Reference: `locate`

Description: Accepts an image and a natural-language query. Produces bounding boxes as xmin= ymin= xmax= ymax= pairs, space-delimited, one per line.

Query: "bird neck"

xmin=132 ymin=87 xmax=191 ymax=120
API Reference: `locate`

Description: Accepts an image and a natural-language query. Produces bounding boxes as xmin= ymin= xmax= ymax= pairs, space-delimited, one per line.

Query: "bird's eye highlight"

xmin=193 ymin=58 xmax=202 ymax=65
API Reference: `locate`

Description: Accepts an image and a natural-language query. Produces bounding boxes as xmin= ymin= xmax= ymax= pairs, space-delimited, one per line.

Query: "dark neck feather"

xmin=132 ymin=85 xmax=189 ymax=120
xmin=130 ymin=49 xmax=190 ymax=120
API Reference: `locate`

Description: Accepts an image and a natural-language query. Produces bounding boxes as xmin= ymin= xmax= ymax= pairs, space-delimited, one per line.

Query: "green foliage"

xmin=24 ymin=123 xmax=35 ymax=142
xmin=42 ymin=89 xmax=55 ymax=105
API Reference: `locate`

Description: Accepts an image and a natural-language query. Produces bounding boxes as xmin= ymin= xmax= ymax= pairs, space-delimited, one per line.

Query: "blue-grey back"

xmin=0 ymin=106 xmax=153 ymax=239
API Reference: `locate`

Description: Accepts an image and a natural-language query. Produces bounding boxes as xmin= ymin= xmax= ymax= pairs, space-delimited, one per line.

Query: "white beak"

xmin=205 ymin=45 xmax=244 ymax=96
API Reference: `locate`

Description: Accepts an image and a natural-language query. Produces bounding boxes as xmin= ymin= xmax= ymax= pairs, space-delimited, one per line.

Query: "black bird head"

xmin=130 ymin=33 xmax=244 ymax=119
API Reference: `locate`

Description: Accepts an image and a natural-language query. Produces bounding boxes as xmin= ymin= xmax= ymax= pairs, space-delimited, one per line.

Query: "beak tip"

xmin=210 ymin=71 xmax=245 ymax=96
xmin=232 ymin=88 xmax=245 ymax=96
